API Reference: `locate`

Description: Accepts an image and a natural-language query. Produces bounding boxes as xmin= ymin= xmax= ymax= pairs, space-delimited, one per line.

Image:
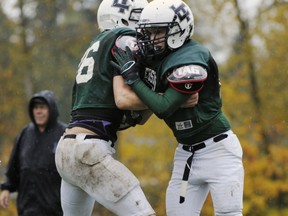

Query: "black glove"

xmin=118 ymin=110 xmax=143 ymax=131
xmin=111 ymin=46 xmax=140 ymax=85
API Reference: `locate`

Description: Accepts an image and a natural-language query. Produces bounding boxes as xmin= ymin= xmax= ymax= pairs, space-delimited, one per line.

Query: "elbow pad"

xmin=167 ymin=65 xmax=207 ymax=94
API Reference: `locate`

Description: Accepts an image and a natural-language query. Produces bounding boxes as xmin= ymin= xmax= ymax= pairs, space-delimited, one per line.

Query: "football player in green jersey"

xmin=112 ymin=0 xmax=244 ymax=215
xmin=55 ymin=0 xmax=157 ymax=215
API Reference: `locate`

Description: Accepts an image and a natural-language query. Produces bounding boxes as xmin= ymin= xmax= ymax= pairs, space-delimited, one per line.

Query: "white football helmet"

xmin=97 ymin=0 xmax=148 ymax=32
xmin=137 ymin=0 xmax=194 ymax=57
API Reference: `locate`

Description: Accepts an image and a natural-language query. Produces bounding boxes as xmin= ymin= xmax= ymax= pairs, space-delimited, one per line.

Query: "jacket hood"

xmin=28 ymin=90 xmax=59 ymax=129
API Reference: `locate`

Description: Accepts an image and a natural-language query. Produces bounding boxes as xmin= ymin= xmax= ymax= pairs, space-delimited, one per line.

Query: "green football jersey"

xmin=71 ymin=28 xmax=136 ymax=111
xmin=133 ymin=39 xmax=231 ymax=144
xmin=67 ymin=28 xmax=137 ymax=142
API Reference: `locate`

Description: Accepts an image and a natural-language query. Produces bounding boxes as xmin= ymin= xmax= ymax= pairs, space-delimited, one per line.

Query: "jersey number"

xmin=76 ymin=41 xmax=100 ymax=84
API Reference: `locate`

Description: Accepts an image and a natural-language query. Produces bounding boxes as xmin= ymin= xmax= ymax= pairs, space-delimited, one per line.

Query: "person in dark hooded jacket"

xmin=0 ymin=90 xmax=66 ymax=216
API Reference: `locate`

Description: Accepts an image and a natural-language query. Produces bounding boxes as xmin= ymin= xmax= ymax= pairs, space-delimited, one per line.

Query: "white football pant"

xmin=166 ymin=130 xmax=244 ymax=216
xmin=55 ymin=134 xmax=155 ymax=216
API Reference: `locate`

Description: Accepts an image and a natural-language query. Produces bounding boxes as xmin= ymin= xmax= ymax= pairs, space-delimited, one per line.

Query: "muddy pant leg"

xmin=61 ymin=180 xmax=95 ymax=216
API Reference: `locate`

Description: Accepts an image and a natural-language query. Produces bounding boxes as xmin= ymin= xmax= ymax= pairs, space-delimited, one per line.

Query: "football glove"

xmin=118 ymin=110 xmax=143 ymax=131
xmin=111 ymin=46 xmax=140 ymax=85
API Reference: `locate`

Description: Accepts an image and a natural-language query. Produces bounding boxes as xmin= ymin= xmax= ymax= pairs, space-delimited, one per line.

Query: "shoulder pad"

xmin=167 ymin=65 xmax=207 ymax=94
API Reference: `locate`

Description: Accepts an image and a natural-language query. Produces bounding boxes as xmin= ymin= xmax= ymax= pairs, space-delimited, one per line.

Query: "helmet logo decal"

xmin=113 ymin=0 xmax=129 ymax=13
xmin=185 ymin=83 xmax=193 ymax=89
xmin=144 ymin=68 xmax=157 ymax=91
xmin=170 ymin=3 xmax=191 ymax=23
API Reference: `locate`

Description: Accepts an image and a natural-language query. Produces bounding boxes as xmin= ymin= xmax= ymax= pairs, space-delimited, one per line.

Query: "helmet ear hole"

xmin=121 ymin=19 xmax=129 ymax=27
xmin=167 ymin=25 xmax=185 ymax=49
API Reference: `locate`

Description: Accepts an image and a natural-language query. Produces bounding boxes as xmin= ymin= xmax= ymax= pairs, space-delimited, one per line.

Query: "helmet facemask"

xmin=136 ymin=20 xmax=183 ymax=59
xmin=128 ymin=8 xmax=143 ymax=22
